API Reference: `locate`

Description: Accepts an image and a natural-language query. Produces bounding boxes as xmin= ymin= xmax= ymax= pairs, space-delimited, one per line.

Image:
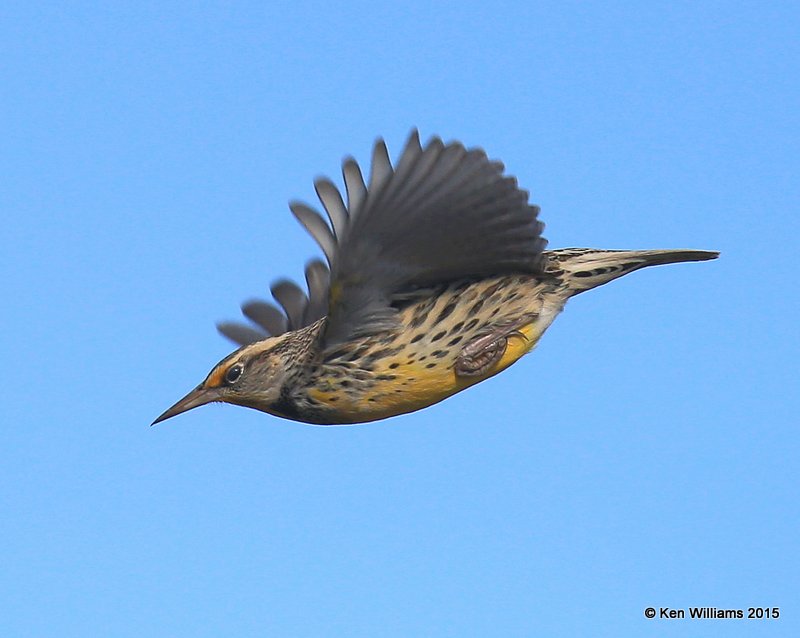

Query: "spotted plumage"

xmin=154 ymin=131 xmax=718 ymax=426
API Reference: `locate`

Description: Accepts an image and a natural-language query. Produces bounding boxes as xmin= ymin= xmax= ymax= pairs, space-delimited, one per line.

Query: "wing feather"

xmin=242 ymin=301 xmax=287 ymax=335
xmin=368 ymin=138 xmax=393 ymax=194
xmin=304 ymin=259 xmax=330 ymax=324
xmin=342 ymin=158 xmax=367 ymax=218
xmin=314 ymin=179 xmax=349 ymax=240
xmin=216 ymin=322 xmax=267 ymax=347
xmin=289 ymin=202 xmax=337 ymax=265
xmin=270 ymin=280 xmax=308 ymax=331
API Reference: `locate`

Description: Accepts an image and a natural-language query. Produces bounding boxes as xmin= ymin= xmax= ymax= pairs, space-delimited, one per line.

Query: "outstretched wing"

xmin=218 ymin=130 xmax=547 ymax=349
xmin=292 ymin=129 xmax=547 ymax=346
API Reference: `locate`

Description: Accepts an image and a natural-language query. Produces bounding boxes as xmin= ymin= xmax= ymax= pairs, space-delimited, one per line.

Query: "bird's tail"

xmin=546 ymin=248 xmax=719 ymax=296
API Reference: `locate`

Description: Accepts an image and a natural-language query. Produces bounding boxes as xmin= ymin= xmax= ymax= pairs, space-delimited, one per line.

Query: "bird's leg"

xmin=454 ymin=318 xmax=532 ymax=377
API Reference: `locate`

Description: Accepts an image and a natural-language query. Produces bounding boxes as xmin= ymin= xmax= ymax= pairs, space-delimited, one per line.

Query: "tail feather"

xmin=547 ymin=248 xmax=719 ymax=295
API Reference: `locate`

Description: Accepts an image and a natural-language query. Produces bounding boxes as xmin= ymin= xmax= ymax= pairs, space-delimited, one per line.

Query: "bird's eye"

xmin=225 ymin=364 xmax=243 ymax=384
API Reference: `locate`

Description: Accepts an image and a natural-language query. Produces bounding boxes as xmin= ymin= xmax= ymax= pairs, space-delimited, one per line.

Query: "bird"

xmin=153 ymin=130 xmax=718 ymax=426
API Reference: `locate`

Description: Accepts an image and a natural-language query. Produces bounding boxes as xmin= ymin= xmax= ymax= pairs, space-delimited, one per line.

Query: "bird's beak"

xmin=151 ymin=385 xmax=221 ymax=425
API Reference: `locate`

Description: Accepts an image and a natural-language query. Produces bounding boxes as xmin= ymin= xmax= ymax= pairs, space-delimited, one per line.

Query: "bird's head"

xmin=152 ymin=337 xmax=295 ymax=425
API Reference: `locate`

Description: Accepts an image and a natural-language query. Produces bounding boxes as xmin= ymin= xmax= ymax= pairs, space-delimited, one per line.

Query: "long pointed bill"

xmin=152 ymin=385 xmax=221 ymax=425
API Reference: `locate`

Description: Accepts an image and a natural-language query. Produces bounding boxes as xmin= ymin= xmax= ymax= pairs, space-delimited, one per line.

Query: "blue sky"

xmin=2 ymin=1 xmax=798 ymax=636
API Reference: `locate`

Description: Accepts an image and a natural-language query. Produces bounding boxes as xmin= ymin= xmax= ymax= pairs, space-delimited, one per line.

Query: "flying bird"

xmin=154 ymin=131 xmax=717 ymax=426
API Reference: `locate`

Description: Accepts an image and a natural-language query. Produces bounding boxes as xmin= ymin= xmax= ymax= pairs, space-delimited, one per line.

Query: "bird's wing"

xmin=216 ymin=259 xmax=329 ymax=346
xmin=218 ymin=130 xmax=547 ymax=349
xmin=293 ymin=129 xmax=547 ymax=347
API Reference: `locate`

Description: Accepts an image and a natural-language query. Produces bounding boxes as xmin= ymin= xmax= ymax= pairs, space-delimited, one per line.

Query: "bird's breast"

xmin=306 ymin=321 xmax=544 ymax=423
xmin=303 ymin=273 xmax=562 ymax=425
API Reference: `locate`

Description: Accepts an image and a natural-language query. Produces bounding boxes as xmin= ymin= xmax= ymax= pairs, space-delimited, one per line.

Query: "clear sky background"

xmin=2 ymin=2 xmax=798 ymax=636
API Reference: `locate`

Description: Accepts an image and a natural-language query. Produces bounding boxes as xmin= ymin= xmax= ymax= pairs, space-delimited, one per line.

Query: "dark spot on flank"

xmin=483 ymin=282 xmax=500 ymax=296
xmin=449 ymin=321 xmax=464 ymax=335
xmin=340 ymin=380 xmax=351 ymax=387
xmin=447 ymin=335 xmax=463 ymax=346
xmin=434 ymin=298 xmax=459 ymax=324
xmin=574 ymin=271 xmax=592 ymax=278
xmin=410 ymin=313 xmax=427 ymax=328
xmin=431 ymin=330 xmax=446 ymax=342
xmin=469 ymin=299 xmax=485 ymax=315
xmin=389 ymin=362 xmax=400 ymax=369
xmin=465 ymin=318 xmax=479 ymax=330
xmin=425 ymin=363 xmax=437 ymax=368
xmin=410 ymin=334 xmax=424 ymax=343
xmin=433 ymin=350 xmax=449 ymax=358
xmin=419 ymin=355 xmax=427 ymax=361
xmin=328 ymin=396 xmax=338 ymax=402
xmin=491 ymin=308 xmax=500 ymax=316
xmin=376 ymin=374 xmax=397 ymax=381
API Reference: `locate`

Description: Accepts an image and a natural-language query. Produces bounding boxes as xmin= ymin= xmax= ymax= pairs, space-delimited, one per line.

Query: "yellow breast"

xmin=308 ymin=319 xmax=542 ymax=423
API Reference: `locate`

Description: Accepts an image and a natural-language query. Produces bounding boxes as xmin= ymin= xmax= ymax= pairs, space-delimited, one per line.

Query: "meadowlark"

xmin=153 ymin=130 xmax=717 ymax=426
